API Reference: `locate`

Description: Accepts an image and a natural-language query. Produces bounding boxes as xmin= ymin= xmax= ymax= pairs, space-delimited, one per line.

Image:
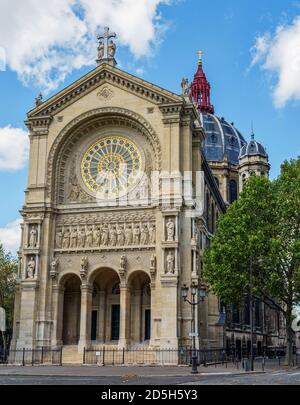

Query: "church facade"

xmin=11 ymin=29 xmax=285 ymax=359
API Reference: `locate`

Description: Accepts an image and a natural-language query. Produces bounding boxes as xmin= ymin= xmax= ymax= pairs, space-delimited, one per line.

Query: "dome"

xmin=200 ymin=112 xmax=247 ymax=165
xmin=239 ymin=136 xmax=268 ymax=159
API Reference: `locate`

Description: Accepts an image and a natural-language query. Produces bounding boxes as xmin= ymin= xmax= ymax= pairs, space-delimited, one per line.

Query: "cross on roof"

xmin=97 ymin=27 xmax=117 ymax=66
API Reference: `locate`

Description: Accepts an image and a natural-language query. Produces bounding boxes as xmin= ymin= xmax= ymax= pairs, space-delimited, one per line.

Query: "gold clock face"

xmin=81 ymin=136 xmax=143 ymax=198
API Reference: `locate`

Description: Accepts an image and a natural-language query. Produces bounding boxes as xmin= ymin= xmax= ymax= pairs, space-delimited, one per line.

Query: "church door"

xmin=145 ymin=309 xmax=151 ymax=341
xmin=111 ymin=305 xmax=120 ymax=341
xmin=91 ymin=310 xmax=98 ymax=341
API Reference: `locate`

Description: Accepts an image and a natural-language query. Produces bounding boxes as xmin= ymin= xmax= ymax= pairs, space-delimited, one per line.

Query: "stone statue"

xmin=29 ymin=226 xmax=38 ymax=248
xmin=50 ymin=257 xmax=59 ymax=279
xmin=80 ymin=256 xmax=88 ymax=278
xmin=70 ymin=227 xmax=78 ymax=249
xmin=93 ymin=227 xmax=101 ymax=247
xmin=133 ymin=225 xmax=141 ymax=245
xmin=141 ymin=225 xmax=149 ymax=245
xmin=101 ymin=225 xmax=109 ymax=246
xmin=150 ymin=254 xmax=156 ymax=269
xmin=68 ymin=182 xmax=80 ymax=201
xmin=97 ymin=40 xmax=105 ymax=59
xmin=166 ymin=251 xmax=175 ymax=274
xmin=62 ymin=229 xmax=70 ymax=249
xmin=86 ymin=227 xmax=93 ymax=248
xmin=139 ymin=176 xmax=148 ymax=199
xmin=35 ymin=93 xmax=43 ymax=106
xmin=120 ymin=255 xmax=127 ymax=270
xmin=56 ymin=229 xmax=63 ymax=249
xmin=27 ymin=257 xmax=36 ymax=279
xmin=78 ymin=228 xmax=86 ymax=249
xmin=109 ymin=226 xmax=117 ymax=247
xmin=166 ymin=219 xmax=175 ymax=242
xmin=108 ymin=40 xmax=116 ymax=58
xmin=125 ymin=225 xmax=133 ymax=245
xmin=181 ymin=78 xmax=190 ymax=98
xmin=117 ymin=225 xmax=125 ymax=246
xmin=149 ymin=224 xmax=156 ymax=244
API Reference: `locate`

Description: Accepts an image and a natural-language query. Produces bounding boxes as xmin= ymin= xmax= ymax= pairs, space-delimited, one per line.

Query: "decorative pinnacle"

xmin=197 ymin=50 xmax=204 ymax=64
xmin=251 ymin=121 xmax=255 ymax=140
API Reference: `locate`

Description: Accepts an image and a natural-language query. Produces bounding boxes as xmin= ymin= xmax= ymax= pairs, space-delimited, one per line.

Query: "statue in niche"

xmin=166 ymin=218 xmax=175 ymax=242
xmin=68 ymin=182 xmax=80 ymax=201
xmin=166 ymin=251 xmax=175 ymax=274
xmin=50 ymin=257 xmax=59 ymax=279
xmin=139 ymin=176 xmax=148 ymax=199
xmin=141 ymin=225 xmax=149 ymax=245
xmin=125 ymin=225 xmax=133 ymax=246
xmin=78 ymin=228 xmax=86 ymax=249
xmin=93 ymin=227 xmax=101 ymax=247
xmin=149 ymin=224 xmax=156 ymax=244
xmin=86 ymin=227 xmax=94 ymax=248
xmin=62 ymin=229 xmax=70 ymax=249
xmin=133 ymin=225 xmax=141 ymax=245
xmin=70 ymin=227 xmax=78 ymax=249
xmin=150 ymin=254 xmax=156 ymax=269
xmin=27 ymin=257 xmax=36 ymax=279
xmin=55 ymin=229 xmax=63 ymax=249
xmin=109 ymin=226 xmax=117 ymax=247
xmin=101 ymin=224 xmax=109 ymax=246
xmin=117 ymin=225 xmax=125 ymax=246
xmin=29 ymin=225 xmax=38 ymax=248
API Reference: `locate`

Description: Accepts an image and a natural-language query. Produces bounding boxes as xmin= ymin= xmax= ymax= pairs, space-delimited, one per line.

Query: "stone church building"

xmin=11 ymin=29 xmax=285 ymax=360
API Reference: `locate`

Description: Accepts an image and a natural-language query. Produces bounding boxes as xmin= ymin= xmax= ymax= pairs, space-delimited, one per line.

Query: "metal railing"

xmin=4 ymin=348 xmax=63 ymax=366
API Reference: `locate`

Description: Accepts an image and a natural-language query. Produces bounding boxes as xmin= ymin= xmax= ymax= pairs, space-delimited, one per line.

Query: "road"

xmin=0 ymin=369 xmax=300 ymax=385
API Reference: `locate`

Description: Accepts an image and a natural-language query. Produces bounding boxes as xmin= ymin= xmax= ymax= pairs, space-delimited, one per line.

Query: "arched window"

xmin=229 ymin=179 xmax=238 ymax=204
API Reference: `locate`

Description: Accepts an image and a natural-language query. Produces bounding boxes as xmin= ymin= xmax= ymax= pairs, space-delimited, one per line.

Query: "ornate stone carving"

xmin=141 ymin=225 xmax=149 ymax=246
xmin=101 ymin=224 xmax=109 ymax=246
xmin=119 ymin=255 xmax=127 ymax=279
xmin=181 ymin=78 xmax=191 ymax=99
xmin=27 ymin=257 xmax=36 ymax=279
xmin=70 ymin=228 xmax=78 ymax=249
xmin=166 ymin=218 xmax=175 ymax=242
xmin=117 ymin=225 xmax=125 ymax=246
xmin=125 ymin=225 xmax=133 ymax=246
xmin=86 ymin=227 xmax=94 ymax=248
xmin=98 ymin=86 xmax=114 ymax=101
xmin=109 ymin=225 xmax=117 ymax=247
xmin=93 ymin=227 xmax=101 ymax=247
xmin=50 ymin=257 xmax=59 ymax=279
xmin=48 ymin=108 xmax=162 ymax=200
xmin=29 ymin=225 xmax=38 ymax=248
xmin=149 ymin=224 xmax=156 ymax=244
xmin=62 ymin=229 xmax=70 ymax=249
xmin=133 ymin=225 xmax=140 ymax=245
xmin=55 ymin=229 xmax=63 ymax=249
xmin=78 ymin=228 xmax=86 ymax=249
xmin=80 ymin=256 xmax=89 ymax=279
xmin=150 ymin=254 xmax=157 ymax=280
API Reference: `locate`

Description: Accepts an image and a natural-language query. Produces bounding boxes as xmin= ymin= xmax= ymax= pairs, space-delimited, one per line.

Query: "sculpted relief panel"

xmin=54 ymin=211 xmax=156 ymax=252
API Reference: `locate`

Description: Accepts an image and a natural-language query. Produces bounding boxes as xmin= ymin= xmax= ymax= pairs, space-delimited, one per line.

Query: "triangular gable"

xmin=28 ymin=64 xmax=182 ymax=118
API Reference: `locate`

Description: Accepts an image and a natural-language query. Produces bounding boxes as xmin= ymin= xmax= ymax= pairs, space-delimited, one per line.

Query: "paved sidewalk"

xmin=0 ymin=362 xmax=296 ymax=378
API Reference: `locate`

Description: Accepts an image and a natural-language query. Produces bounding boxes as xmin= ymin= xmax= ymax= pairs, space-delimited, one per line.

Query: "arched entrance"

xmin=128 ymin=271 xmax=151 ymax=345
xmin=62 ymin=275 xmax=81 ymax=345
xmin=90 ymin=268 xmax=121 ymax=343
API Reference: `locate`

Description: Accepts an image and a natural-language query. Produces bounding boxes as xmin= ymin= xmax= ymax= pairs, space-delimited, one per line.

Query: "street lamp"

xmin=181 ymin=282 xmax=207 ymax=374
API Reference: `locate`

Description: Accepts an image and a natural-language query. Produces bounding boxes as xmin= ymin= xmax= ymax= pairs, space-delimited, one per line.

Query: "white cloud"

xmin=0 ymin=0 xmax=174 ymax=94
xmin=251 ymin=16 xmax=300 ymax=108
xmin=0 ymin=219 xmax=22 ymax=254
xmin=0 ymin=126 xmax=29 ymax=171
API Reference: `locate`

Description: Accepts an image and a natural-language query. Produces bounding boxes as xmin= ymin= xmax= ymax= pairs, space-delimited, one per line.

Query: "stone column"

xmin=98 ymin=290 xmax=106 ymax=343
xmin=78 ymin=284 xmax=93 ymax=351
xmin=51 ymin=285 xmax=64 ymax=348
xmin=118 ymin=285 xmax=131 ymax=348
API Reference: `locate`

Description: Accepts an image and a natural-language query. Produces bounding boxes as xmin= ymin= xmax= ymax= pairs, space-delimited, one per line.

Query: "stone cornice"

xmin=27 ymin=65 xmax=182 ymax=119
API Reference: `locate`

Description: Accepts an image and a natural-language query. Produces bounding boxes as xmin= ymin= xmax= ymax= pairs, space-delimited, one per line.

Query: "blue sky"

xmin=0 ymin=0 xmax=299 ymax=252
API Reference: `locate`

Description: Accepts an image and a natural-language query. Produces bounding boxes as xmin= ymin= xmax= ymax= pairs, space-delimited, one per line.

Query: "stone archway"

xmin=61 ymin=275 xmax=82 ymax=345
xmin=89 ymin=268 xmax=121 ymax=344
xmin=128 ymin=271 xmax=152 ymax=345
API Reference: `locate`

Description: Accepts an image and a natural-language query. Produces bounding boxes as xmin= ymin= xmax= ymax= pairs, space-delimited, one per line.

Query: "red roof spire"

xmin=191 ymin=51 xmax=214 ymax=114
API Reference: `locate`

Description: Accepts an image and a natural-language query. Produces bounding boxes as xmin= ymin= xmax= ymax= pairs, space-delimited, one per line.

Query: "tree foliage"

xmin=0 ymin=244 xmax=17 ymax=332
xmin=203 ymin=157 xmax=300 ymax=365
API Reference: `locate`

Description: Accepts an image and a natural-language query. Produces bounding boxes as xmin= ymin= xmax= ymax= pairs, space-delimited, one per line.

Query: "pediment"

xmin=27 ymin=64 xmax=182 ymax=119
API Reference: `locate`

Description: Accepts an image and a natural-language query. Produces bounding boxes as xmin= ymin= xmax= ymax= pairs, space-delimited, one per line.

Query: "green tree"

xmin=203 ymin=158 xmax=300 ymax=366
xmin=0 ymin=244 xmax=17 ymax=351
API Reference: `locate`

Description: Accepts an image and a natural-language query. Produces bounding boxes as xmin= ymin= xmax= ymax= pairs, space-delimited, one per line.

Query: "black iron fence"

xmin=83 ymin=347 xmax=228 ymax=366
xmin=2 ymin=348 xmax=62 ymax=366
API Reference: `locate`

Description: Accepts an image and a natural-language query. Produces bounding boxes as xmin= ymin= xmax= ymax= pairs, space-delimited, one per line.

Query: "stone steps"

xmin=62 ymin=346 xmax=83 ymax=364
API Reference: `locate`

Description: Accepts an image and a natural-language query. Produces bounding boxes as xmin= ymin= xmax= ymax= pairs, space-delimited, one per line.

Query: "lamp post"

xmin=249 ymin=256 xmax=254 ymax=371
xmin=181 ymin=282 xmax=207 ymax=374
